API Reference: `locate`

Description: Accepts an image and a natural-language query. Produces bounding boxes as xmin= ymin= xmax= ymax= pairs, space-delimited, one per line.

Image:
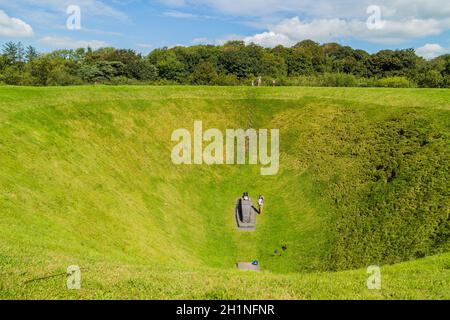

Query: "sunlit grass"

xmin=0 ymin=86 xmax=448 ymax=299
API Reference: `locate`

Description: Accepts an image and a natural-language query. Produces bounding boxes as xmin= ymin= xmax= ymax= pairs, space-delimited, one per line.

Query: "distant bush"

xmin=189 ymin=62 xmax=218 ymax=85
xmin=416 ymin=70 xmax=444 ymax=88
xmin=444 ymin=75 xmax=450 ymax=88
xmin=318 ymin=73 xmax=359 ymax=87
xmin=47 ymin=66 xmax=83 ymax=86
xmin=277 ymin=74 xmax=376 ymax=88
xmin=128 ymin=60 xmax=158 ymax=81
xmin=215 ymin=74 xmax=239 ymax=86
xmin=377 ymin=76 xmax=414 ymax=88
xmin=0 ymin=66 xmax=24 ymax=85
xmin=152 ymin=79 xmax=181 ymax=85
xmin=356 ymin=77 xmax=379 ymax=87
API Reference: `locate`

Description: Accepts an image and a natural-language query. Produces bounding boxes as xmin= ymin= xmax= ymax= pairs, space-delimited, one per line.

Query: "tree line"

xmin=1 ymin=40 xmax=449 ymax=88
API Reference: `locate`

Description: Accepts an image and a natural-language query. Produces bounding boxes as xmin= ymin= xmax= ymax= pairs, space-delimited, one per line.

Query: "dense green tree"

xmin=128 ymin=59 xmax=158 ymax=81
xmin=0 ymin=65 xmax=24 ymax=84
xmin=0 ymin=55 xmax=8 ymax=72
xmin=78 ymin=64 xmax=103 ymax=83
xmin=2 ymin=42 xmax=19 ymax=64
xmin=260 ymin=51 xmax=287 ymax=77
xmin=25 ymin=46 xmax=38 ymax=62
xmin=0 ymin=40 xmax=448 ymax=87
xmin=149 ymin=49 xmax=185 ymax=81
xmin=189 ymin=61 xmax=218 ymax=84
xmin=368 ymin=49 xmax=420 ymax=78
xmin=27 ymin=55 xmax=54 ymax=85
xmin=444 ymin=57 xmax=450 ymax=76
xmin=294 ymin=40 xmax=328 ymax=72
xmin=287 ymin=47 xmax=314 ymax=76
xmin=417 ymin=70 xmax=444 ymax=88
xmin=219 ymin=41 xmax=255 ymax=79
xmin=323 ymin=43 xmax=369 ymax=76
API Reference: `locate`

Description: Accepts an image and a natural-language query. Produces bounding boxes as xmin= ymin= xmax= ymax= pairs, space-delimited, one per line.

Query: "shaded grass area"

xmin=0 ymin=86 xmax=449 ymax=299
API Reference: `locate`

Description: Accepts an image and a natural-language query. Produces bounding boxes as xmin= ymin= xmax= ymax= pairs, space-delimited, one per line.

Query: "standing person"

xmin=258 ymin=195 xmax=264 ymax=214
xmin=257 ymin=76 xmax=262 ymax=87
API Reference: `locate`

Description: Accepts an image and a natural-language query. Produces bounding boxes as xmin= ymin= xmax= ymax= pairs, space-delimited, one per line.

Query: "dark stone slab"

xmin=235 ymin=197 xmax=258 ymax=231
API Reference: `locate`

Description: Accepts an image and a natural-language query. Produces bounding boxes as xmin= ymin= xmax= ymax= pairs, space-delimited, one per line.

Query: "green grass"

xmin=0 ymin=85 xmax=449 ymax=299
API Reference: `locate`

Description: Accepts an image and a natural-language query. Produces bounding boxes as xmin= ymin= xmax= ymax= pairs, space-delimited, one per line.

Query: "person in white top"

xmin=258 ymin=195 xmax=264 ymax=214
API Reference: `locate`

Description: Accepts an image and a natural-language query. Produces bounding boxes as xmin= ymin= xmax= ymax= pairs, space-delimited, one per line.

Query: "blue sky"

xmin=0 ymin=0 xmax=449 ymax=58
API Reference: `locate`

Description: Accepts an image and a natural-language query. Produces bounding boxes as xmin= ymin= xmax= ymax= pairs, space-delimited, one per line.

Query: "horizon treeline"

xmin=0 ymin=40 xmax=449 ymax=88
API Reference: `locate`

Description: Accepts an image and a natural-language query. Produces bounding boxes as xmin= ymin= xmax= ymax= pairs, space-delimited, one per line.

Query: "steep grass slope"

xmin=0 ymin=86 xmax=449 ymax=299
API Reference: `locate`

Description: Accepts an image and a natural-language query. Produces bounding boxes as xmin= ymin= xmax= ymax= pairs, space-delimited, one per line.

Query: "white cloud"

xmin=244 ymin=32 xmax=292 ymax=47
xmin=192 ymin=37 xmax=212 ymax=44
xmin=241 ymin=16 xmax=450 ymax=47
xmin=270 ymin=17 xmax=352 ymax=43
xmin=161 ymin=0 xmax=450 ymax=20
xmin=79 ymin=27 xmax=123 ymax=37
xmin=0 ymin=10 xmax=33 ymax=37
xmin=160 ymin=0 xmax=360 ymax=18
xmin=158 ymin=0 xmax=450 ymax=45
xmin=162 ymin=10 xmax=214 ymax=20
xmin=360 ymin=18 xmax=450 ymax=43
xmin=416 ymin=43 xmax=449 ymax=60
xmin=383 ymin=0 xmax=450 ymax=20
xmin=39 ymin=36 xmax=107 ymax=49
xmin=168 ymin=43 xmax=186 ymax=48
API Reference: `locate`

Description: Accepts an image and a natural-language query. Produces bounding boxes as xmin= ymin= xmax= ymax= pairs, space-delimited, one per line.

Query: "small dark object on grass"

xmin=282 ymin=244 xmax=288 ymax=251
